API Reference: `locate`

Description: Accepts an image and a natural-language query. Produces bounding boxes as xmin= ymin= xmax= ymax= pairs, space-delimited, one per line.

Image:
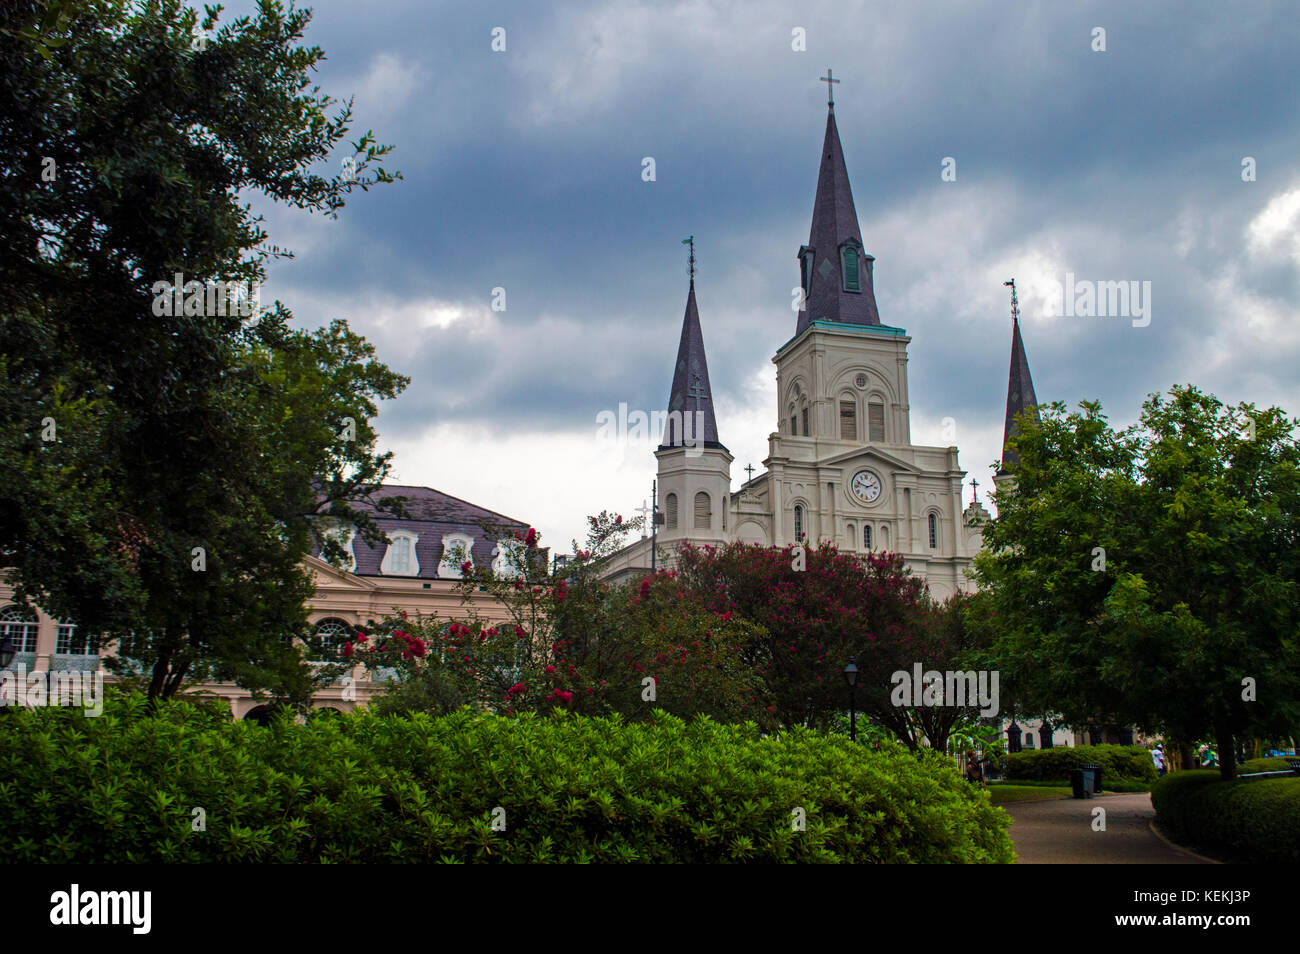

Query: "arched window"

xmin=801 ymin=406 xmax=810 ymax=437
xmin=694 ymin=491 xmax=712 ymax=529
xmin=794 ymin=505 xmax=804 ymax=541
xmin=312 ymin=618 xmax=353 ymax=658
xmin=437 ymin=533 xmax=474 ymax=578
xmin=55 ymin=619 xmax=95 ymax=656
xmin=382 ymin=531 xmax=421 ymax=576
xmin=863 ymin=525 xmax=872 ymax=549
xmin=842 ymin=246 xmax=861 ymax=292
xmin=928 ymin=513 xmax=938 ymax=549
xmin=839 ymin=399 xmax=857 ymax=440
xmin=868 ymin=401 xmax=886 ymax=442
xmin=0 ymin=606 xmax=39 ymax=653
xmin=790 ymin=414 xmax=798 ymax=436
xmin=665 ymin=493 xmax=678 ymax=529
xmin=846 ymin=523 xmax=856 ymax=548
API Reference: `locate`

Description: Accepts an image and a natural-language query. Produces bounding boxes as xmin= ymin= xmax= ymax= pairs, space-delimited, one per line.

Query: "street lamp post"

xmin=843 ymin=657 xmax=859 ymax=743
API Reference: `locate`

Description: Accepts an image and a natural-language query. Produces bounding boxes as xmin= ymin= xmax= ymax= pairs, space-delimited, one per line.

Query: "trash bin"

xmin=1069 ymin=769 xmax=1087 ymax=798
xmin=1079 ymin=767 xmax=1096 ymax=797
xmin=1083 ymin=763 xmax=1102 ymax=794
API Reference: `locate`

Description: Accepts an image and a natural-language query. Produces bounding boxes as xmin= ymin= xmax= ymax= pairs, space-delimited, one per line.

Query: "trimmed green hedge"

xmin=1242 ymin=756 xmax=1299 ymax=774
xmin=1151 ymin=771 xmax=1300 ymax=864
xmin=1001 ymin=744 xmax=1157 ymax=786
xmin=0 ymin=693 xmax=1013 ymax=863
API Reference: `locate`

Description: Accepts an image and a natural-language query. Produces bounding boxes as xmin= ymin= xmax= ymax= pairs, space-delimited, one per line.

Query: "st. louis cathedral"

xmin=603 ymin=79 xmax=1039 ymax=602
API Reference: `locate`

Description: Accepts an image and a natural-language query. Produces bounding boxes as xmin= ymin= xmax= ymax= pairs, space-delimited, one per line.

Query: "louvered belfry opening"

xmin=665 ymin=493 xmax=678 ymax=529
xmin=868 ymin=402 xmax=885 ymax=441
xmin=840 ymin=400 xmax=856 ymax=439
xmin=694 ymin=491 xmax=711 ymax=529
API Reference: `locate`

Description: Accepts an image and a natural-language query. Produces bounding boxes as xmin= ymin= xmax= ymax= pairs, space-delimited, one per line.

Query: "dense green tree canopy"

xmin=975 ymin=385 xmax=1300 ymax=778
xmin=0 ymin=0 xmax=405 ymax=700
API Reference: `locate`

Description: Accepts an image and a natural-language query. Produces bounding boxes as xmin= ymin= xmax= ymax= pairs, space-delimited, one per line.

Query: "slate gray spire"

xmin=797 ymin=90 xmax=881 ymax=333
xmin=661 ymin=275 xmax=722 ymax=449
xmin=999 ymin=280 xmax=1040 ymax=475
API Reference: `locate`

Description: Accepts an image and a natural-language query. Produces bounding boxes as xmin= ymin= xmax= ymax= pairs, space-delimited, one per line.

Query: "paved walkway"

xmin=1004 ymin=792 xmax=1212 ymax=864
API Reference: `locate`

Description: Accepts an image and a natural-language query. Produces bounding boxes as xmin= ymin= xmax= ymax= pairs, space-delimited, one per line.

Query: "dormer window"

xmin=381 ymin=531 xmax=420 ymax=576
xmin=438 ymin=533 xmax=475 ymax=578
xmin=492 ymin=541 xmax=523 ymax=579
xmin=842 ymin=246 xmax=861 ymax=293
xmin=322 ymin=523 xmax=357 ymax=572
xmin=799 ymin=246 xmax=814 ymax=294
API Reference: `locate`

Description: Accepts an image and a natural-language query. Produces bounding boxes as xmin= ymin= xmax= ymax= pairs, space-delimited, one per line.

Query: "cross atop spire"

xmin=682 ymin=235 xmax=695 ymax=285
xmin=820 ymin=68 xmax=840 ymax=109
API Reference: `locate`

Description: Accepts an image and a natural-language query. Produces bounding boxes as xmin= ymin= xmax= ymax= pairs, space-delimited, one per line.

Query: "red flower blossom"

xmin=460 ymin=560 xmax=473 ymax=575
xmin=514 ymin=625 xmax=527 ymax=639
xmin=524 ymin=527 xmax=538 ymax=548
xmin=341 ymin=641 xmax=354 ymax=658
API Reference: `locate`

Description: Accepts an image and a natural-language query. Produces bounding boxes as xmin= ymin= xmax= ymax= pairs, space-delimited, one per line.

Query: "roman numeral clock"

xmin=851 ymin=469 xmax=882 ymax=504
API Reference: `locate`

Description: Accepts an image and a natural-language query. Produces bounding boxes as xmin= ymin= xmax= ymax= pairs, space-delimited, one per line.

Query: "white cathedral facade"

xmin=603 ymin=93 xmax=1043 ymax=603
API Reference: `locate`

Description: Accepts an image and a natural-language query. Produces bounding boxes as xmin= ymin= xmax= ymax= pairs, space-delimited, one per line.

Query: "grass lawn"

xmin=987 ymin=783 xmax=1073 ymax=804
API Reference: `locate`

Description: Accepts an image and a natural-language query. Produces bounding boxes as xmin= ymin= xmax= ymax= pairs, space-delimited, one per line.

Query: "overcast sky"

xmin=228 ymin=0 xmax=1300 ymax=553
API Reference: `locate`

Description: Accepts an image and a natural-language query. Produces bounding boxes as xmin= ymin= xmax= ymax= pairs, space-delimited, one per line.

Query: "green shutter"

xmin=843 ymin=248 xmax=860 ymax=291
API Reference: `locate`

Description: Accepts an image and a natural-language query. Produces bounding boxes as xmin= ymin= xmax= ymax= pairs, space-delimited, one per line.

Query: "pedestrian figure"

xmin=1152 ymin=744 xmax=1166 ymax=777
xmin=964 ymin=749 xmax=985 ymax=788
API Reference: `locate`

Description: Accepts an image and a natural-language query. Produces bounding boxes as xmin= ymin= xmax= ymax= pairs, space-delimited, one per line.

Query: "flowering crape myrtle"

xmin=672 ymin=541 xmax=990 ymax=747
xmin=343 ymin=512 xmax=772 ymax=723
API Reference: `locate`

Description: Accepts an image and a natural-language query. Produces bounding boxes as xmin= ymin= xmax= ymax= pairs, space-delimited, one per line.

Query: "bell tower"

xmin=655 ymin=238 xmax=732 ymax=545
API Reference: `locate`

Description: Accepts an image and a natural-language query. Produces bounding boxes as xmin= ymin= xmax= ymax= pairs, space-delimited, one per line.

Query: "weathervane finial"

xmin=682 ymin=235 xmax=696 ymax=284
xmin=1004 ymin=278 xmax=1020 ymax=324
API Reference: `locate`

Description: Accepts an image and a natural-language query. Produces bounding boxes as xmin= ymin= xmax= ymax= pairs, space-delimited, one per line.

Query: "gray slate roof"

xmin=999 ymin=317 xmax=1040 ymax=474
xmin=798 ymin=106 xmax=882 ymax=333
xmin=660 ymin=281 xmax=724 ymax=449
xmin=313 ymin=484 xmax=535 ymax=579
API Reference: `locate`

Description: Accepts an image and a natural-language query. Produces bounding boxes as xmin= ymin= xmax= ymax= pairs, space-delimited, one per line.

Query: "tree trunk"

xmin=1215 ymin=722 xmax=1236 ymax=781
xmin=147 ymin=653 xmax=170 ymax=702
xmin=162 ymin=660 xmax=190 ymax=699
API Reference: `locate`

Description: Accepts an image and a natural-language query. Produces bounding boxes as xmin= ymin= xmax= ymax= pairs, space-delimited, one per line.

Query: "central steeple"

xmin=797 ymin=74 xmax=881 ymax=333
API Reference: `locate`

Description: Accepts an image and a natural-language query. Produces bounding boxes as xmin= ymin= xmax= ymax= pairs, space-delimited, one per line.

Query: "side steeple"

xmin=797 ymin=70 xmax=881 ymax=333
xmin=998 ymin=279 xmax=1040 ymax=475
xmin=661 ymin=237 xmax=722 ymax=449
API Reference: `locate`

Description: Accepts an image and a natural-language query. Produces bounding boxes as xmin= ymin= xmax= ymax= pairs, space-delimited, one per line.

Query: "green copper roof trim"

xmin=776 ymin=320 xmax=909 ymax=356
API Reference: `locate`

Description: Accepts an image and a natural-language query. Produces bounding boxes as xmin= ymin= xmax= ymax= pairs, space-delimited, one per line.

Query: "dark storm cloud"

xmin=225 ymin=0 xmax=1298 ymax=468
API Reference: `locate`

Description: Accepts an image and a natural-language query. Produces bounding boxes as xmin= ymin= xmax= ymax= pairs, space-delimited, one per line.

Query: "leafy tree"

xmin=0 ymin=0 xmax=405 ymax=700
xmin=671 ymin=540 xmax=988 ymax=746
xmin=345 ymin=515 xmax=772 ymax=725
xmin=976 ymin=386 xmax=1300 ymax=780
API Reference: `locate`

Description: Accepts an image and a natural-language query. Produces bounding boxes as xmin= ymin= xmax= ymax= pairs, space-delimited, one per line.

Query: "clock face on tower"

xmin=851 ymin=469 xmax=882 ymax=504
